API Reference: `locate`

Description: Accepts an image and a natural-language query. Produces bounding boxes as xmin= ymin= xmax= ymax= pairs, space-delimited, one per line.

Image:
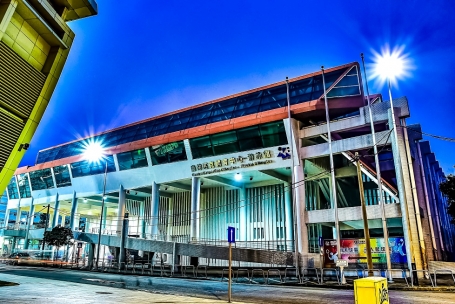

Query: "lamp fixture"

xmin=234 ymin=173 xmax=242 ymax=181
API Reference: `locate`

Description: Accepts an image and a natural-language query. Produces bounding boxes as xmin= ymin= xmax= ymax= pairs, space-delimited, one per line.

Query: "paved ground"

xmin=0 ymin=265 xmax=454 ymax=303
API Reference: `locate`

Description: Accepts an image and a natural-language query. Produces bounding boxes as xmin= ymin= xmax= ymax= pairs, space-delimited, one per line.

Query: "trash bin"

xmin=354 ymin=277 xmax=389 ymax=304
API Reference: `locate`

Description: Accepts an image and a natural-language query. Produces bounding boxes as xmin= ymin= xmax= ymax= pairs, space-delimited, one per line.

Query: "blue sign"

xmin=227 ymin=226 xmax=236 ymax=243
xmin=319 ymin=237 xmax=323 ymax=247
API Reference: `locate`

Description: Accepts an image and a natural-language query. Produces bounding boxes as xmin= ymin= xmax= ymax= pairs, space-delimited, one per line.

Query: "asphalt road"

xmin=1 ymin=265 xmax=454 ymax=303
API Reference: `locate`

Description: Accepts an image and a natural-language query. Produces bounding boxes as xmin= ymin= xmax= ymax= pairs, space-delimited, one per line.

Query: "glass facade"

xmin=54 ymin=165 xmax=72 ymax=188
xmin=190 ymin=121 xmax=287 ymax=159
xmin=117 ymin=149 xmax=148 ymax=170
xmin=70 ymin=155 xmax=116 ymax=178
xmin=7 ymin=176 xmax=19 ymax=199
xmin=149 ymin=141 xmax=187 ymax=165
xmin=327 ymin=66 xmax=361 ymax=98
xmin=17 ymin=173 xmax=31 ymax=198
xmin=35 ymin=67 xmax=350 ymax=164
xmin=29 ymin=168 xmax=55 ymax=191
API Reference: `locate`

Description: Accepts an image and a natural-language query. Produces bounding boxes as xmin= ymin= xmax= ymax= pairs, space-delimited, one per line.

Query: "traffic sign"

xmin=227 ymin=226 xmax=235 ymax=243
xmin=77 ymin=242 xmax=83 ymax=248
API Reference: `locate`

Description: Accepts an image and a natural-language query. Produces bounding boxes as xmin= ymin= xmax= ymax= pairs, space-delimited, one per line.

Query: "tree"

xmin=440 ymin=175 xmax=455 ymax=224
xmin=43 ymin=226 xmax=74 ymax=248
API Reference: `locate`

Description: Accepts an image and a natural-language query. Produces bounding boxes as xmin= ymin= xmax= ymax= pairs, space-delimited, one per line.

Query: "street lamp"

xmin=83 ymin=141 xmax=108 ymax=270
xmin=370 ymin=46 xmax=414 ymax=282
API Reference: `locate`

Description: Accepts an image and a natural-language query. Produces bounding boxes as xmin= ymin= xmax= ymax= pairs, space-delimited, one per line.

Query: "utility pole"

xmin=41 ymin=204 xmax=50 ymax=251
xmin=355 ymin=153 xmax=373 ymax=276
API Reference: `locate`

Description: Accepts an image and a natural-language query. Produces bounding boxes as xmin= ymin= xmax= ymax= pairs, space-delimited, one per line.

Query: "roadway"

xmin=0 ymin=265 xmax=454 ymax=303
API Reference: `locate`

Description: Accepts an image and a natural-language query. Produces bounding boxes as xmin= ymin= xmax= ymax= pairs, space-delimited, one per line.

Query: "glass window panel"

xmin=211 ymin=99 xmax=237 ymax=116
xmin=237 ymin=126 xmax=263 ymax=151
xmin=327 ymin=86 xmax=360 ymax=97
xmin=260 ymin=121 xmax=288 ymax=147
xmin=259 ymin=99 xmax=287 ymax=112
xmin=53 ymin=165 xmax=72 ymax=188
xmin=232 ymin=106 xmax=259 ymax=118
xmin=29 ymin=169 xmax=55 ymax=191
xmin=186 ymin=118 xmax=209 ymax=128
xmin=261 ymin=87 xmax=287 ymax=104
xmin=17 ymin=173 xmax=31 ymax=198
xmin=117 ymin=149 xmax=149 ymax=170
xmin=235 ymin=92 xmax=262 ymax=110
xmin=346 ymin=66 xmax=358 ymax=76
xmin=189 ymin=136 xmax=213 ymax=159
xmin=150 ymin=141 xmax=187 ymax=165
xmin=335 ymin=75 xmax=359 ymax=87
xmin=70 ymin=155 xmax=116 ymax=178
xmin=7 ymin=176 xmax=19 ymax=199
xmin=211 ymin=131 xmax=240 ymax=155
xmin=208 ymin=112 xmax=233 ymax=123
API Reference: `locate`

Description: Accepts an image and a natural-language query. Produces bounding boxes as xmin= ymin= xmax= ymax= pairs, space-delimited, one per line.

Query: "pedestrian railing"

xmin=250 ymin=269 xmax=266 ymax=284
xmin=266 ymin=269 xmax=282 ymax=284
xmin=196 ymin=265 xmax=208 ymax=279
xmin=235 ymin=269 xmax=250 ymax=283
xmin=433 ymin=269 xmax=455 ymax=287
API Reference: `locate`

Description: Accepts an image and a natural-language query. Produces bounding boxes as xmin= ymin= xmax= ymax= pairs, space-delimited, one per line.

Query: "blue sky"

xmin=21 ymin=0 xmax=455 ymax=173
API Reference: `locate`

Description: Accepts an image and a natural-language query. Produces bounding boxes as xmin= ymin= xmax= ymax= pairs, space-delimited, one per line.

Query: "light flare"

xmin=82 ymin=140 xmax=105 ymax=163
xmin=368 ymin=45 xmax=414 ymax=88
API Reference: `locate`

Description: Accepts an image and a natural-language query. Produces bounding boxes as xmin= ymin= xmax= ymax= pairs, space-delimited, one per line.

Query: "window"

xmin=211 ymin=131 xmax=239 ymax=155
xmin=70 ymin=155 xmax=116 ymax=178
xmin=189 ymin=121 xmax=288 ymax=159
xmin=7 ymin=176 xmax=19 ymax=199
xmin=53 ymin=165 xmax=72 ymax=188
xmin=189 ymin=136 xmax=213 ymax=159
xmin=117 ymin=149 xmax=148 ymax=170
xmin=29 ymin=169 xmax=55 ymax=191
xmin=327 ymin=66 xmax=361 ymax=98
xmin=149 ymin=141 xmax=187 ymax=165
xmin=260 ymin=122 xmax=287 ymax=148
xmin=17 ymin=173 xmax=31 ymax=198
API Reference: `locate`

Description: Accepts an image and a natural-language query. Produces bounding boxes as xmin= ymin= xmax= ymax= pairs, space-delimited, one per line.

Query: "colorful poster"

xmin=323 ymin=237 xmax=407 ymax=267
xmin=323 ymin=239 xmax=339 ymax=267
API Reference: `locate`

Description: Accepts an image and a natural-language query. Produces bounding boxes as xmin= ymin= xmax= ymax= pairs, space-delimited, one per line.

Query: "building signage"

xmin=155 ymin=142 xmax=179 ymax=157
xmin=191 ymin=150 xmax=276 ymax=176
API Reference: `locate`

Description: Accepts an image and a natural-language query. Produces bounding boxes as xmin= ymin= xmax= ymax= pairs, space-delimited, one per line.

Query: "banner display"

xmin=323 ymin=237 xmax=407 ymax=267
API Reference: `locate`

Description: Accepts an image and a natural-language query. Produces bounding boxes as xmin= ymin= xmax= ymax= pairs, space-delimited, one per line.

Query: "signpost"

xmin=336 ymin=259 xmax=348 ymax=284
xmin=227 ymin=226 xmax=235 ymax=303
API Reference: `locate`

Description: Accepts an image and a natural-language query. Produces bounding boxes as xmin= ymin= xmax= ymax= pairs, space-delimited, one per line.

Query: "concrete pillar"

xmin=69 ymin=191 xmax=78 ymax=230
xmin=239 ymin=186 xmax=247 ymax=241
xmin=190 ymin=177 xmax=201 ymax=240
xmin=24 ymin=202 xmax=34 ymax=249
xmin=388 ymin=110 xmax=415 ymax=274
xmin=294 ymin=164 xmax=307 ymax=267
xmin=51 ymin=193 xmax=60 ymax=227
xmin=119 ymin=218 xmax=129 ymax=269
xmin=284 ymin=182 xmax=294 ymax=245
xmin=150 ymin=181 xmax=160 ymax=238
xmin=117 ymin=185 xmax=126 ymax=235
xmin=4 ymin=209 xmax=10 ymax=227
xmin=102 ymin=206 xmax=107 ymax=231
xmin=87 ymin=243 xmax=95 ymax=269
xmin=139 ymin=201 xmax=145 ymax=238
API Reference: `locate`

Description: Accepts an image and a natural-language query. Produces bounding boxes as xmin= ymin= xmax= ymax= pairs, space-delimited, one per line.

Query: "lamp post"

xmin=370 ymin=47 xmax=414 ymax=283
xmin=360 ymin=53 xmax=393 ymax=281
xmin=83 ymin=142 xmax=108 ymax=270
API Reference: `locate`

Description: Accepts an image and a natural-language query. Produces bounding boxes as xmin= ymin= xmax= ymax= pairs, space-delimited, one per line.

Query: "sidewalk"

xmin=0 ymin=273 xmax=246 ymax=304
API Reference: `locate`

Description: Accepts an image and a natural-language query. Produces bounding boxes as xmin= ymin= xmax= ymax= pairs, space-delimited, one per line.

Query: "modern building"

xmin=0 ymin=0 xmax=98 ymax=197
xmin=1 ymin=62 xmax=454 ymax=274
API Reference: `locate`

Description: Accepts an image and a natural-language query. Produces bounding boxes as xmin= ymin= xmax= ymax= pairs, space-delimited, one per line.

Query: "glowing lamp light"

xmin=83 ymin=141 xmax=105 ymax=163
xmin=369 ymin=45 xmax=413 ymax=87
xmin=234 ymin=173 xmax=242 ymax=181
